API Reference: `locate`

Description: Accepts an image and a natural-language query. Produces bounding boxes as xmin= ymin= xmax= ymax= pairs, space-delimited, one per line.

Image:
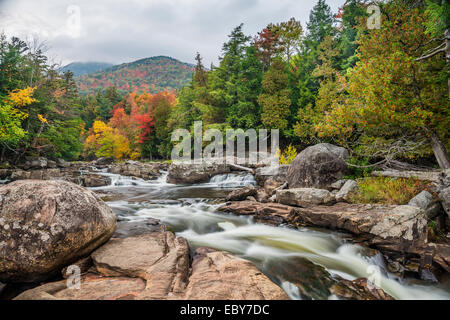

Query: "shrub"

xmin=278 ymin=144 xmax=298 ymax=165
xmin=349 ymin=177 xmax=433 ymax=205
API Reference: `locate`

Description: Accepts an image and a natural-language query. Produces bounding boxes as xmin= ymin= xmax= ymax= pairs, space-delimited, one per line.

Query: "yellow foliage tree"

xmin=84 ymin=120 xmax=131 ymax=159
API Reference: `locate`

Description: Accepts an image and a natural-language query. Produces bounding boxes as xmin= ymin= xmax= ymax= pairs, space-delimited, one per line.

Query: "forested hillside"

xmin=76 ymin=56 xmax=194 ymax=95
xmin=0 ymin=0 xmax=448 ymax=168
xmin=59 ymin=62 xmax=114 ymax=77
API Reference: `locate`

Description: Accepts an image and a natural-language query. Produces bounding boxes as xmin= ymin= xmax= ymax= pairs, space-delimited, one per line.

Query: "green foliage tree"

xmin=258 ymin=59 xmax=291 ymax=131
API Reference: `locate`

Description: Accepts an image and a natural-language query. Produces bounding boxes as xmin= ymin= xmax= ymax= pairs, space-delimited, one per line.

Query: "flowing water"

xmin=89 ymin=170 xmax=450 ymax=300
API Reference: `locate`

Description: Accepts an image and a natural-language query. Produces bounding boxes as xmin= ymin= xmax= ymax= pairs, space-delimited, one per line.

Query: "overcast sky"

xmin=0 ymin=0 xmax=345 ymax=67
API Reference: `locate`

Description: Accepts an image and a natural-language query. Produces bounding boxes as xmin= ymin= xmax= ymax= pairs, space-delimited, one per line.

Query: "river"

xmin=88 ymin=169 xmax=450 ymax=300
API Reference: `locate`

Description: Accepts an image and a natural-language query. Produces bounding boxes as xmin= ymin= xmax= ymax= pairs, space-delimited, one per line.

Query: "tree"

xmin=84 ymin=120 xmax=130 ymax=159
xmin=316 ymin=0 xmax=450 ymax=169
xmin=254 ymin=26 xmax=281 ymax=70
xmin=258 ymin=59 xmax=291 ymax=131
xmin=306 ymin=0 xmax=335 ymax=45
xmin=271 ymin=17 xmax=304 ymax=62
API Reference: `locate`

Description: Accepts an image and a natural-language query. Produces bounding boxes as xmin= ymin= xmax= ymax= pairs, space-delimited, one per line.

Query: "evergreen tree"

xmin=258 ymin=59 xmax=291 ymax=131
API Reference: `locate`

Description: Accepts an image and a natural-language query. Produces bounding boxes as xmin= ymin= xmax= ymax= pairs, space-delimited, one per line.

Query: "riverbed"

xmin=89 ymin=169 xmax=450 ymax=300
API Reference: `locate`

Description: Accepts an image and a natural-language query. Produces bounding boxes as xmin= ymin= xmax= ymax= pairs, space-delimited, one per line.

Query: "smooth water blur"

xmin=91 ymin=170 xmax=450 ymax=300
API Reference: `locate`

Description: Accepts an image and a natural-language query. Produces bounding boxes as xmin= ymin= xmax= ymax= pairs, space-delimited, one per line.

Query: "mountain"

xmin=59 ymin=62 xmax=114 ymax=77
xmin=75 ymin=56 xmax=195 ymax=95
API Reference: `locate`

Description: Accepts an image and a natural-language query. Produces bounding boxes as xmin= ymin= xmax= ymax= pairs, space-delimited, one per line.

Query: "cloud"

xmin=0 ymin=0 xmax=345 ymax=66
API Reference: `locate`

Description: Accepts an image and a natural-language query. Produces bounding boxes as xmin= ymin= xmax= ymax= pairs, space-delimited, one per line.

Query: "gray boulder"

xmin=409 ymin=190 xmax=442 ymax=219
xmin=439 ymin=187 xmax=450 ymax=223
xmin=168 ymin=162 xmax=231 ymax=185
xmin=276 ymin=188 xmax=335 ymax=207
xmin=255 ymin=165 xmax=289 ymax=186
xmin=287 ymin=143 xmax=349 ymax=189
xmin=335 ymin=180 xmax=359 ymax=203
xmin=0 ymin=180 xmax=117 ymax=283
xmin=226 ymin=185 xmax=257 ymax=202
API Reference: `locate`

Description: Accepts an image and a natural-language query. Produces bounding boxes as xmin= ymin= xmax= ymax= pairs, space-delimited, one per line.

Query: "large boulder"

xmin=168 ymin=162 xmax=231 ymax=184
xmin=0 ymin=180 xmax=117 ymax=283
xmin=287 ymin=143 xmax=349 ymax=189
xmin=276 ymin=188 xmax=335 ymax=207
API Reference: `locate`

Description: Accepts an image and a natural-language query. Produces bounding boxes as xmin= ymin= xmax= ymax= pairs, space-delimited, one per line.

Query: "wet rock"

xmin=330 ymin=278 xmax=394 ymax=300
xmin=56 ymin=158 xmax=69 ymax=168
xmin=335 ymin=180 xmax=359 ymax=203
xmin=81 ymin=174 xmax=112 ymax=188
xmin=409 ymin=190 xmax=442 ymax=219
xmin=183 ymin=247 xmax=289 ymax=300
xmin=287 ymin=143 xmax=349 ymax=189
xmin=47 ymin=160 xmax=57 ymax=169
xmin=219 ymin=201 xmax=297 ymax=225
xmin=27 ymin=157 xmax=48 ymax=169
xmin=276 ymin=188 xmax=335 ymax=207
xmin=168 ymin=162 xmax=231 ymax=184
xmin=95 ymin=157 xmax=114 ymax=166
xmin=226 ymin=185 xmax=257 ymax=201
xmin=109 ymin=161 xmax=165 ymax=181
xmin=256 ymin=189 xmax=269 ymax=203
xmin=0 ymin=180 xmax=117 ymax=283
xmin=265 ymin=257 xmax=336 ymax=300
xmin=255 ymin=165 xmax=289 ymax=186
xmin=114 ymin=219 xmax=161 ymax=238
xmin=264 ymin=178 xmax=285 ymax=196
xmin=0 ymin=169 xmax=11 ymax=180
xmin=219 ymin=202 xmax=449 ymax=273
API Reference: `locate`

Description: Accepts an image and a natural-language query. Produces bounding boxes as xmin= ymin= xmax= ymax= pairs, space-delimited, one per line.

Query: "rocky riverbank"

xmin=1 ymin=144 xmax=449 ymax=300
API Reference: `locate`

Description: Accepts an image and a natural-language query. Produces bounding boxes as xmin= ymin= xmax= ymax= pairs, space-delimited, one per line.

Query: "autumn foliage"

xmin=84 ymin=90 xmax=176 ymax=159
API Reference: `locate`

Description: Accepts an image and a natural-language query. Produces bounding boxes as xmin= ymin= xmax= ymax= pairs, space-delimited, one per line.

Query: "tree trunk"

xmin=431 ymin=132 xmax=450 ymax=169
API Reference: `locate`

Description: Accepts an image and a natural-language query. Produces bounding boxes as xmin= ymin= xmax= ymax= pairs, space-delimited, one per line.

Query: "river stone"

xmin=0 ymin=180 xmax=117 ymax=283
xmin=95 ymin=157 xmax=114 ymax=166
xmin=226 ymin=185 xmax=257 ymax=201
xmin=168 ymin=162 xmax=231 ymax=184
xmin=91 ymin=232 xmax=190 ymax=299
xmin=335 ymin=180 xmax=359 ymax=203
xmin=183 ymin=247 xmax=289 ymax=300
xmin=81 ymin=174 xmax=112 ymax=188
xmin=276 ymin=188 xmax=335 ymax=207
xmin=287 ymin=143 xmax=349 ymax=189
xmin=255 ymin=165 xmax=289 ymax=186
xmin=409 ymin=190 xmax=442 ymax=219
xmin=330 ymin=278 xmax=394 ymax=300
xmin=15 ymin=233 xmax=288 ymax=300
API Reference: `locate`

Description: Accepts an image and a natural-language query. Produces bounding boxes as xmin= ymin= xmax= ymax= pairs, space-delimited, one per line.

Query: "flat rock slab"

xmin=183 ymin=247 xmax=288 ymax=300
xmin=14 ymin=232 xmax=289 ymax=300
xmin=219 ymin=201 xmax=449 ymax=273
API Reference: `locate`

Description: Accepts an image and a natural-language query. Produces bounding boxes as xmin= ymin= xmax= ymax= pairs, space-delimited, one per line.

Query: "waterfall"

xmin=208 ymin=173 xmax=257 ymax=188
